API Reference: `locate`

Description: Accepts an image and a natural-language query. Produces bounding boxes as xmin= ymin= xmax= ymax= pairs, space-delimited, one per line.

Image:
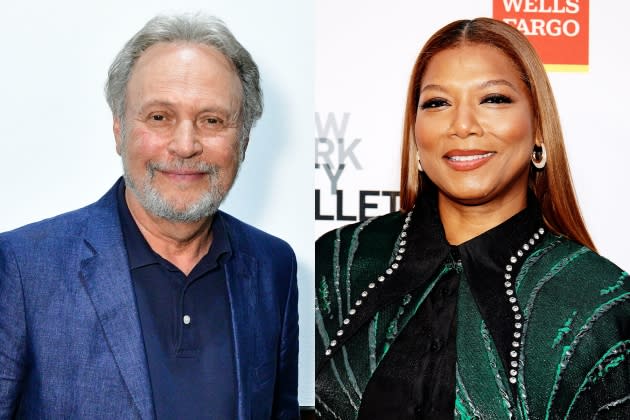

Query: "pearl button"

xmin=183 ymin=315 xmax=191 ymax=325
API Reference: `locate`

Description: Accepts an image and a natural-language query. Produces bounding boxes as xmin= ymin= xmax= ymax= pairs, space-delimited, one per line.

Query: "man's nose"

xmin=168 ymin=120 xmax=202 ymax=158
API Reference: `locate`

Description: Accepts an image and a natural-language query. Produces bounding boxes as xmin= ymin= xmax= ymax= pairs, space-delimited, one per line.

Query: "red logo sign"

xmin=493 ymin=0 xmax=589 ymax=71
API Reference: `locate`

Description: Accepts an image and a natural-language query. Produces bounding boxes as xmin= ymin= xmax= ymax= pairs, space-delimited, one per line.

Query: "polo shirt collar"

xmin=115 ymin=178 xmax=232 ymax=272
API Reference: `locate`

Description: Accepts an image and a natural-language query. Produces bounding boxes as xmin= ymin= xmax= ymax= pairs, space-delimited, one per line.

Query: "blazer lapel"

xmin=224 ymin=251 xmax=258 ymax=420
xmin=78 ymin=197 xmax=155 ymax=420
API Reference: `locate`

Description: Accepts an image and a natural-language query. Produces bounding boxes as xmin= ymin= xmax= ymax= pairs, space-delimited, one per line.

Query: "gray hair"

xmin=105 ymin=13 xmax=263 ymax=145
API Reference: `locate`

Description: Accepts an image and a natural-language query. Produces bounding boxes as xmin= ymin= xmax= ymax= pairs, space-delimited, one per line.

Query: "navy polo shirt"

xmin=116 ymin=181 xmax=236 ymax=419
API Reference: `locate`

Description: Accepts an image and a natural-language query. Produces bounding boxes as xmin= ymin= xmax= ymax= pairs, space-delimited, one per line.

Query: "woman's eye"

xmin=420 ymin=98 xmax=449 ymax=109
xmin=482 ymin=94 xmax=512 ymax=104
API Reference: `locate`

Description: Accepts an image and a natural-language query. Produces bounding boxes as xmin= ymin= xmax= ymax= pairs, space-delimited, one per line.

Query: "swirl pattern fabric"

xmin=315 ymin=205 xmax=630 ymax=419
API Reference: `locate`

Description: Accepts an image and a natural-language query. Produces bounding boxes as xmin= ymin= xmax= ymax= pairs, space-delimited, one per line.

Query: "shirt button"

xmin=430 ymin=339 xmax=442 ymax=352
xmin=183 ymin=315 xmax=191 ymax=325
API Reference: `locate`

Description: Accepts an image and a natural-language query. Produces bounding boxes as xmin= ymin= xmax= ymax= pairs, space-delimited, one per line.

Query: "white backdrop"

xmin=0 ymin=0 xmax=314 ymax=406
xmin=315 ymin=1 xmax=630 ymax=274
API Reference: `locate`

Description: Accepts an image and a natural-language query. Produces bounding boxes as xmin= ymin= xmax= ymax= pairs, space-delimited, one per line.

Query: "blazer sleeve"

xmin=271 ymin=249 xmax=299 ymax=419
xmin=0 ymin=241 xmax=27 ymax=418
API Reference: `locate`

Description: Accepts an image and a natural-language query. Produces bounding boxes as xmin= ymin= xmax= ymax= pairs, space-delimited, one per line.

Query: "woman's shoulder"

xmin=315 ymin=211 xmax=407 ymax=304
xmin=535 ymin=233 xmax=626 ymax=279
xmin=316 ymin=211 xmax=406 ymax=254
xmin=519 ymin=234 xmax=629 ymax=417
xmin=522 ymin=232 xmax=628 ymax=308
xmin=315 ymin=212 xmax=409 ymax=374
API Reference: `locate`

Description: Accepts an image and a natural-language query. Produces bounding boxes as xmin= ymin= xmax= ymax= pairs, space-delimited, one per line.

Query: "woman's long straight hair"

xmin=399 ymin=18 xmax=596 ymax=251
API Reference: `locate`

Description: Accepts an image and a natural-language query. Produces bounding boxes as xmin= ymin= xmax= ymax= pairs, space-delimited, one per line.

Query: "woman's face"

xmin=415 ymin=44 xmax=536 ymax=210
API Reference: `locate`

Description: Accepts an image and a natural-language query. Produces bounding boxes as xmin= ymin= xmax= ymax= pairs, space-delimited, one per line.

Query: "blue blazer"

xmin=0 ymin=181 xmax=299 ymax=419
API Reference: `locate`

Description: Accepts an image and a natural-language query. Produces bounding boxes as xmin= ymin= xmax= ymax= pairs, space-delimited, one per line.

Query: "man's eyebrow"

xmin=198 ymin=106 xmax=233 ymax=115
xmin=137 ymin=100 xmax=175 ymax=113
xmin=137 ymin=101 xmax=236 ymax=117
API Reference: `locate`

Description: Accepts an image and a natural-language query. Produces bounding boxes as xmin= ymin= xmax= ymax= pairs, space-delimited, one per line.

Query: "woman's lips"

xmin=443 ymin=150 xmax=495 ymax=171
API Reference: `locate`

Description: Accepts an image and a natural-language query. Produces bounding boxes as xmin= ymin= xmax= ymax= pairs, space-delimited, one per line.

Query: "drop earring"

xmin=417 ymin=152 xmax=423 ymax=172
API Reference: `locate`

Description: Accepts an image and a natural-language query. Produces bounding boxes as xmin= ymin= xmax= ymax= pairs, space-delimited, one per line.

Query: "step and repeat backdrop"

xmin=315 ymin=0 xmax=630 ymax=272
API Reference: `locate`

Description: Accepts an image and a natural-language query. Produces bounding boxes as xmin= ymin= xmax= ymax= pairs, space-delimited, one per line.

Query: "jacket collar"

xmin=77 ymin=178 xmax=258 ymax=420
xmin=223 ymin=249 xmax=258 ymax=419
xmin=318 ymin=179 xmax=544 ymax=371
xmin=79 ymin=179 xmax=155 ymax=420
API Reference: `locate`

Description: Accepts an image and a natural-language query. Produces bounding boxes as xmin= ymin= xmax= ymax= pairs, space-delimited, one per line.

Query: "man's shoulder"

xmin=0 ymin=183 xmax=118 ymax=247
xmin=1 ymin=204 xmax=93 ymax=243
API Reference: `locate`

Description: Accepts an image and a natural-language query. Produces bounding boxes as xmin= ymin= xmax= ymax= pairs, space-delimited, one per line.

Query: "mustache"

xmin=147 ymin=160 xmax=219 ymax=175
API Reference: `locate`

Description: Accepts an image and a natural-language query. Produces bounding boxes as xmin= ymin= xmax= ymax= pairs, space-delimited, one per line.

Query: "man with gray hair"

xmin=0 ymin=14 xmax=298 ymax=419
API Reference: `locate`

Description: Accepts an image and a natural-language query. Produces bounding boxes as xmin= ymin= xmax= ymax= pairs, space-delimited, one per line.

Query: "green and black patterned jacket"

xmin=315 ymin=195 xmax=630 ymax=419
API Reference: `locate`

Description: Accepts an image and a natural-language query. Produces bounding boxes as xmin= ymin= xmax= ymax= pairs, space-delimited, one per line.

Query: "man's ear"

xmin=113 ymin=117 xmax=122 ymax=155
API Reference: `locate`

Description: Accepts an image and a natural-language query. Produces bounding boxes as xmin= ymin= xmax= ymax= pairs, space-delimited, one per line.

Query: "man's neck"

xmin=125 ymin=189 xmax=213 ymax=275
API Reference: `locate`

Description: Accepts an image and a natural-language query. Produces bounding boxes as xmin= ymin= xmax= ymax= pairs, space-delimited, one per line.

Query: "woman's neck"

xmin=438 ymin=191 xmax=527 ymax=245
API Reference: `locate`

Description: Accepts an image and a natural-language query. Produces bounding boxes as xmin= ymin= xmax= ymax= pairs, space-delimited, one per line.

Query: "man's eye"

xmin=200 ymin=117 xmax=226 ymax=128
xmin=420 ymin=98 xmax=449 ymax=109
xmin=196 ymin=116 xmax=228 ymax=133
xmin=482 ymin=94 xmax=512 ymax=104
xmin=204 ymin=116 xmax=226 ymax=125
xmin=151 ymin=114 xmax=165 ymax=121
